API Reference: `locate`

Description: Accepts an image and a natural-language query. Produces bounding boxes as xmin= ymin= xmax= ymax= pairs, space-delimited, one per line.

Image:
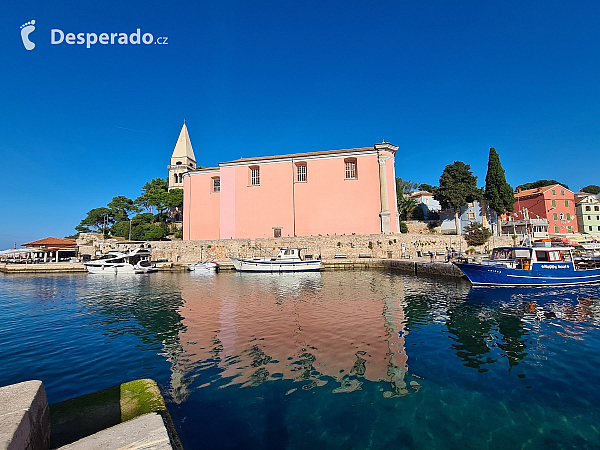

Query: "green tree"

xmin=135 ymin=177 xmax=169 ymax=214
xmin=107 ymin=196 xmax=140 ymax=222
xmin=516 ymin=180 xmax=569 ymax=191
xmin=142 ymin=177 xmax=169 ymax=193
xmin=434 ymin=161 xmax=481 ymax=235
xmin=484 ymin=148 xmax=515 ymax=234
xmin=463 ymin=222 xmax=492 ymax=246
xmin=165 ymin=188 xmax=184 ymax=208
xmin=396 ymin=178 xmax=420 ymax=197
xmin=76 ymin=207 xmax=113 ymax=235
xmin=581 ymin=185 xmax=600 ymax=195
xmin=398 ymin=196 xmax=418 ymax=220
xmin=419 ymin=183 xmax=438 ymax=194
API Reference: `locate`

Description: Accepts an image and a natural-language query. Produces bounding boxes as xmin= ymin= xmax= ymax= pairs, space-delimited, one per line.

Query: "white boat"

xmin=229 ymin=248 xmax=322 ymax=272
xmin=84 ymin=247 xmax=157 ymax=274
xmin=188 ymin=261 xmax=219 ymax=272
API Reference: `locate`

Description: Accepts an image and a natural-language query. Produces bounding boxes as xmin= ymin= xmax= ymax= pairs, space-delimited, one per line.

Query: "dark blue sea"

xmin=1 ymin=270 xmax=600 ymax=449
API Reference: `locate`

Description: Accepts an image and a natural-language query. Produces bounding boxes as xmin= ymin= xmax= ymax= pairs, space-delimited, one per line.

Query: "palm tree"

xmin=398 ymin=196 xmax=418 ymax=220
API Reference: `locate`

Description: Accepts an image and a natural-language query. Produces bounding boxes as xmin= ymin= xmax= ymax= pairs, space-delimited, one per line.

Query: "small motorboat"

xmin=229 ymin=248 xmax=322 ymax=272
xmin=188 ymin=261 xmax=219 ymax=272
xmin=134 ymin=259 xmax=159 ymax=274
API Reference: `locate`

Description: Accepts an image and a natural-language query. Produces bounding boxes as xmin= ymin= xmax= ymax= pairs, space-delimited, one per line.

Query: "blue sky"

xmin=1 ymin=1 xmax=599 ymax=249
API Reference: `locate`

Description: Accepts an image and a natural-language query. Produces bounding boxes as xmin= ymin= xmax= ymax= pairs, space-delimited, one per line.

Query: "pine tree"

xmin=484 ymin=148 xmax=515 ymax=220
xmin=434 ymin=161 xmax=481 ymax=235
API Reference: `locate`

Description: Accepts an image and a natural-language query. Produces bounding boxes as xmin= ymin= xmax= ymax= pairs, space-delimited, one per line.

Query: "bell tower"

xmin=168 ymin=122 xmax=196 ymax=190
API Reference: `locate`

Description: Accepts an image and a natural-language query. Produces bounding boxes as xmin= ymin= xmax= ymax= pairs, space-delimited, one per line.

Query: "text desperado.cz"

xmin=51 ymin=29 xmax=168 ymax=48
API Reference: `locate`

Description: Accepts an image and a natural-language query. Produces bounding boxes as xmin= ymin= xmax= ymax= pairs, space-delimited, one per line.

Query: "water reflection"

xmin=170 ymin=271 xmax=420 ymax=401
xmin=4 ymin=271 xmax=600 ymax=448
xmin=445 ymin=286 xmax=600 ymax=373
xmin=72 ymin=272 xmax=600 ymax=402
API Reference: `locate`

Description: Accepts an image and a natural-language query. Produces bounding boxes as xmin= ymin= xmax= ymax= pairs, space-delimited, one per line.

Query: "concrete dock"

xmin=0 ymin=257 xmax=468 ymax=279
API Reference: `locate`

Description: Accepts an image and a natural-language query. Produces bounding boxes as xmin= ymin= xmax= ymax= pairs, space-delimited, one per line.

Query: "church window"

xmin=297 ymin=163 xmax=307 ymax=182
xmin=250 ymin=166 xmax=260 ymax=186
xmin=345 ymin=159 xmax=357 ymax=179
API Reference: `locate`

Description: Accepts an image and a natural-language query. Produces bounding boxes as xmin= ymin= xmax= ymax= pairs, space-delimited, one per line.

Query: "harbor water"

xmin=1 ymin=270 xmax=600 ymax=449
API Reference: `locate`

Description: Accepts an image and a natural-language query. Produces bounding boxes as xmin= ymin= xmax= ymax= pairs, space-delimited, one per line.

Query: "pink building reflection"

xmin=168 ymin=273 xmax=416 ymax=401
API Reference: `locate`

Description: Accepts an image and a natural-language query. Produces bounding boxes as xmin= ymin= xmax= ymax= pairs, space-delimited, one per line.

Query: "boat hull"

xmin=84 ymin=263 xmax=137 ymax=274
xmin=454 ymin=262 xmax=600 ymax=286
xmin=230 ymin=257 xmax=322 ymax=272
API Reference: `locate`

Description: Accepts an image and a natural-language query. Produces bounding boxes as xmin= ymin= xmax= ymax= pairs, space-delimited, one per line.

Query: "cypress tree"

xmin=484 ymin=148 xmax=514 ymax=215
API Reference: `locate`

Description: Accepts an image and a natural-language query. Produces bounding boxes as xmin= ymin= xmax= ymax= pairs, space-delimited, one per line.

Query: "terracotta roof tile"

xmin=22 ymin=237 xmax=77 ymax=247
xmin=515 ymin=184 xmax=570 ymax=198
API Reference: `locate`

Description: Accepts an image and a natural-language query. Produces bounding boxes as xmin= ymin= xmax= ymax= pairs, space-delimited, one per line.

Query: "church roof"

xmin=171 ymin=123 xmax=196 ymax=162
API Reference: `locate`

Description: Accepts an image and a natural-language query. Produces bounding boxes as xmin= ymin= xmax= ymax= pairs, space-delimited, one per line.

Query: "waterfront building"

xmin=182 ymin=143 xmax=400 ymax=240
xmin=575 ymin=194 xmax=600 ymax=236
xmin=512 ymin=184 xmax=578 ymax=235
xmin=407 ymin=191 xmax=440 ymax=219
xmin=500 ymin=218 xmax=549 ymax=239
xmin=438 ymin=199 xmax=497 ymax=235
xmin=20 ymin=237 xmax=77 ymax=262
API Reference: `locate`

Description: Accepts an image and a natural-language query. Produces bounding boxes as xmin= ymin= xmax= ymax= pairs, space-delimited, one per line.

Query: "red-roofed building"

xmin=22 ymin=237 xmax=77 ymax=249
xmin=21 ymin=237 xmax=78 ymax=262
xmin=511 ymin=184 xmax=578 ymax=235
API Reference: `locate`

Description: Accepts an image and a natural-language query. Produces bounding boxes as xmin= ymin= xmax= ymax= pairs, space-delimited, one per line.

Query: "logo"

xmin=19 ymin=20 xmax=168 ymax=50
xmin=20 ymin=20 xmax=36 ymax=50
xmin=51 ymin=29 xmax=168 ymax=48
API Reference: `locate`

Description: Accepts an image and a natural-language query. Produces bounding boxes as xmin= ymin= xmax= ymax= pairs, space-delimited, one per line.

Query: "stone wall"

xmin=404 ymin=220 xmax=440 ymax=234
xmin=0 ymin=380 xmax=50 ymax=450
xmin=78 ymin=233 xmax=514 ymax=264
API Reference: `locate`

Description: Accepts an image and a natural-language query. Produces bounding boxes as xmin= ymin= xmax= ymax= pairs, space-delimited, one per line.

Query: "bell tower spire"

xmin=168 ymin=122 xmax=196 ymax=190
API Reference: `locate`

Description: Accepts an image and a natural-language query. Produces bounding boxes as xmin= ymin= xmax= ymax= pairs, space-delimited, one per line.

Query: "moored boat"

xmin=229 ymin=248 xmax=322 ymax=272
xmin=84 ymin=247 xmax=156 ymax=274
xmin=188 ymin=261 xmax=219 ymax=272
xmin=454 ymin=242 xmax=600 ymax=286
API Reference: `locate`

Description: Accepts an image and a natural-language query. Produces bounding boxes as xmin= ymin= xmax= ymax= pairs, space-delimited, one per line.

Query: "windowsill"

xmin=248 ymin=184 xmax=260 ymax=187
xmin=211 ymin=191 xmax=220 ymax=194
xmin=344 ymin=177 xmax=358 ymax=181
xmin=296 ymin=180 xmax=307 ymax=183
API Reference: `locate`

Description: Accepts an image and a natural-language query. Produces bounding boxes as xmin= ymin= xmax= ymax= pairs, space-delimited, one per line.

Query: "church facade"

xmin=173 ymin=125 xmax=400 ymax=240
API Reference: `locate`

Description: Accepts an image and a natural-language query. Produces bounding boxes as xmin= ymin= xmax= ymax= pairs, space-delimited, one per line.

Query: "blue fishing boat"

xmin=454 ymin=242 xmax=600 ymax=286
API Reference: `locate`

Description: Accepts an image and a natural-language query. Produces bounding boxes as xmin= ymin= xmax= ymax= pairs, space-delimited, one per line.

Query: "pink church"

xmin=180 ymin=135 xmax=400 ymax=240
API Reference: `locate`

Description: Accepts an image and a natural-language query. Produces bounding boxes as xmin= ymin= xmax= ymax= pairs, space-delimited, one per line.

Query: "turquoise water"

xmin=1 ymin=270 xmax=600 ymax=449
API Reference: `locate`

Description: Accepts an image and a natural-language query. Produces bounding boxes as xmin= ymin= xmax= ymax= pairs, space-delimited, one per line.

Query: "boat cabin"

xmin=274 ymin=248 xmax=303 ymax=261
xmin=484 ymin=242 xmax=600 ymax=271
